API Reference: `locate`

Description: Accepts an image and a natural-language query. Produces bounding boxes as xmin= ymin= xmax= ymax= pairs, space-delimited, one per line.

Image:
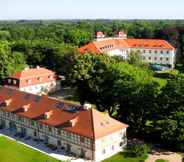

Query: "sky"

xmin=0 ymin=0 xmax=184 ymax=20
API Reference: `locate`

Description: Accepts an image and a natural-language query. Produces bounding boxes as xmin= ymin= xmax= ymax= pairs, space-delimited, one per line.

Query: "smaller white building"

xmin=4 ymin=66 xmax=60 ymax=95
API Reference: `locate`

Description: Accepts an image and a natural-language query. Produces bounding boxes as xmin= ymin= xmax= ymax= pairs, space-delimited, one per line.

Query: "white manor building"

xmin=0 ymin=86 xmax=128 ymax=162
xmin=4 ymin=66 xmax=61 ymax=95
xmin=80 ymin=31 xmax=176 ymax=68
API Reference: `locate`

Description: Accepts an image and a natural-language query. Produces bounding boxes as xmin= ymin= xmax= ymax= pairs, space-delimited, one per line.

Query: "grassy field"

xmin=0 ymin=136 xmax=61 ymax=162
xmin=102 ymin=152 xmax=147 ymax=162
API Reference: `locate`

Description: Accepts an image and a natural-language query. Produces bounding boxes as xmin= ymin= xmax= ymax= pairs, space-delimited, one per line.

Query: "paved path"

xmin=146 ymin=150 xmax=182 ymax=162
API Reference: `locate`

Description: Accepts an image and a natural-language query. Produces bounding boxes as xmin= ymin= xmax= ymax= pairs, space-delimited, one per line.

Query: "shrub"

xmin=127 ymin=144 xmax=150 ymax=157
xmin=155 ymin=159 xmax=169 ymax=162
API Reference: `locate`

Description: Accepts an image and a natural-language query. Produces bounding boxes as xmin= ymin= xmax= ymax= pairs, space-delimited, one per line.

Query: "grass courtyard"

xmin=0 ymin=136 xmax=61 ymax=162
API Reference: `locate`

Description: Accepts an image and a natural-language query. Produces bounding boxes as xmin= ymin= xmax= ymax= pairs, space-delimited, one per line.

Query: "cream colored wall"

xmin=94 ymin=128 xmax=127 ymax=162
xmin=130 ymin=48 xmax=175 ymax=68
xmin=107 ymin=49 xmax=129 ymax=59
xmin=19 ymin=80 xmax=60 ymax=94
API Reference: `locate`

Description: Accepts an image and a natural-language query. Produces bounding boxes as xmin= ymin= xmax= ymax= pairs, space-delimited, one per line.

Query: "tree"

xmin=0 ymin=41 xmax=26 ymax=82
xmin=154 ymin=74 xmax=184 ymax=151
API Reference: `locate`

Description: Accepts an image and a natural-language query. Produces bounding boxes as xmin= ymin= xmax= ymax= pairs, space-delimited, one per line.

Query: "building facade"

xmin=4 ymin=66 xmax=61 ymax=95
xmin=80 ymin=32 xmax=176 ymax=68
xmin=0 ymin=86 xmax=128 ymax=161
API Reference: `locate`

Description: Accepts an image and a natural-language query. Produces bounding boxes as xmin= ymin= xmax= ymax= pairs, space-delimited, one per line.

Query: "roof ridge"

xmin=90 ymin=108 xmax=95 ymax=139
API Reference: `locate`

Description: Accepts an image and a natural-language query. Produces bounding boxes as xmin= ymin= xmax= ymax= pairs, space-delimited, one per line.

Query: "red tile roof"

xmin=6 ymin=67 xmax=58 ymax=88
xmin=0 ymin=86 xmax=128 ymax=139
xmin=125 ymin=39 xmax=175 ymax=50
xmin=79 ymin=38 xmax=175 ymax=54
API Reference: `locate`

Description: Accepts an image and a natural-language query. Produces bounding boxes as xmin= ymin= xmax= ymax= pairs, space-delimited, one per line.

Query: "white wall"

xmin=94 ymin=128 xmax=127 ymax=162
xmin=130 ymin=48 xmax=176 ymax=68
xmin=107 ymin=49 xmax=129 ymax=59
xmin=19 ymin=81 xmax=60 ymax=95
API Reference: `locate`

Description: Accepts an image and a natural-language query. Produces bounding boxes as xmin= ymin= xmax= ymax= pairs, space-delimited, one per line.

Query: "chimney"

xmin=96 ymin=31 xmax=105 ymax=40
xmin=83 ymin=103 xmax=92 ymax=110
xmin=116 ymin=31 xmax=127 ymax=39
xmin=5 ymin=99 xmax=12 ymax=106
xmin=44 ymin=110 xmax=53 ymax=119
xmin=23 ymin=103 xmax=31 ymax=112
xmin=36 ymin=66 xmax=40 ymax=69
xmin=24 ymin=66 xmax=29 ymax=71
xmin=69 ymin=116 xmax=78 ymax=127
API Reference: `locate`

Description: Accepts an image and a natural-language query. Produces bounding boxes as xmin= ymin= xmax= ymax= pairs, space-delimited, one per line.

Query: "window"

xmin=120 ymin=142 xmax=124 ymax=146
xmin=8 ymin=79 xmax=11 ymax=84
xmin=31 ymin=121 xmax=34 ymax=126
xmin=39 ymin=124 xmax=43 ymax=129
xmin=102 ymin=149 xmax=106 ymax=154
xmin=149 ymin=57 xmax=151 ymax=60
xmin=80 ymin=136 xmax=85 ymax=143
xmin=57 ymin=140 xmax=61 ymax=146
xmin=143 ymin=50 xmax=146 ymax=53
xmin=154 ymin=57 xmax=157 ymax=60
xmin=49 ymin=75 xmax=53 ymax=80
xmin=112 ymin=145 xmax=114 ymax=150
xmin=57 ymin=129 xmax=61 ymax=135
xmin=160 ymin=57 xmax=163 ymax=61
xmin=27 ymin=79 xmax=31 ymax=84
xmin=37 ymin=77 xmax=42 ymax=81
xmin=155 ymin=50 xmax=158 ymax=54
xmin=18 ymin=116 xmax=21 ymax=121
xmin=167 ymin=51 xmax=170 ymax=54
xmin=149 ymin=50 xmax=152 ymax=53
xmin=49 ymin=127 xmax=52 ymax=132
xmin=161 ymin=50 xmax=163 ymax=54
xmin=166 ymin=57 xmax=169 ymax=61
xmin=13 ymin=80 xmax=17 ymax=85
xmin=34 ymin=131 xmax=37 ymax=137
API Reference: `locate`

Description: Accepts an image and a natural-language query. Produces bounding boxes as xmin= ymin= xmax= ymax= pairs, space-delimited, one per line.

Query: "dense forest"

xmin=0 ymin=20 xmax=184 ymax=151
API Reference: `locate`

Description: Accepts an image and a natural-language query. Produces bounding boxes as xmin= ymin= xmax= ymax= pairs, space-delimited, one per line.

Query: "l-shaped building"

xmin=80 ymin=31 xmax=176 ymax=68
xmin=0 ymin=86 xmax=128 ymax=161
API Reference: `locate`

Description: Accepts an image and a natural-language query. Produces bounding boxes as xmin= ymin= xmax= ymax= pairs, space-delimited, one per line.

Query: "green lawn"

xmin=102 ymin=152 xmax=147 ymax=162
xmin=0 ymin=136 xmax=62 ymax=162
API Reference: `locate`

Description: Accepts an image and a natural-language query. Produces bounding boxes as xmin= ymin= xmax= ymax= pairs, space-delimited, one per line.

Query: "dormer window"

xmin=37 ymin=77 xmax=42 ymax=81
xmin=49 ymin=75 xmax=53 ymax=80
xmin=13 ymin=80 xmax=17 ymax=85
xmin=8 ymin=79 xmax=11 ymax=84
xmin=27 ymin=79 xmax=31 ymax=84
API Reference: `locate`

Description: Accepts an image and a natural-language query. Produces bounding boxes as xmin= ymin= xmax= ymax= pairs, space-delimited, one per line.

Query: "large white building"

xmin=0 ymin=86 xmax=128 ymax=161
xmin=80 ymin=31 xmax=176 ymax=68
xmin=4 ymin=66 xmax=61 ymax=95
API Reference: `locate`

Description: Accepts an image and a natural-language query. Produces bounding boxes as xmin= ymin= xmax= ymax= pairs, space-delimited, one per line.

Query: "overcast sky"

xmin=0 ymin=0 xmax=184 ymax=20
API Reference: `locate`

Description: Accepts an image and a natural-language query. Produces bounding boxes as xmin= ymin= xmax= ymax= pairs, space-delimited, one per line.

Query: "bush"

xmin=155 ymin=159 xmax=169 ymax=162
xmin=127 ymin=144 xmax=150 ymax=157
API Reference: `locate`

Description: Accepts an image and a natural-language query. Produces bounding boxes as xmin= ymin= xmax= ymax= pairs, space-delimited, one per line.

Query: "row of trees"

xmin=1 ymin=20 xmax=184 ymax=68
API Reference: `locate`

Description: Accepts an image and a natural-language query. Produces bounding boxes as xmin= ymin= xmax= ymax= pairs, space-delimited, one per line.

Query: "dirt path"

xmin=146 ymin=150 xmax=182 ymax=162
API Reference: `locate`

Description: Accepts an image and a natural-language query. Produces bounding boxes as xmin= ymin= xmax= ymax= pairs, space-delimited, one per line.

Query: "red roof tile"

xmin=79 ymin=38 xmax=175 ymax=54
xmin=6 ymin=67 xmax=58 ymax=88
xmin=0 ymin=86 xmax=128 ymax=139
